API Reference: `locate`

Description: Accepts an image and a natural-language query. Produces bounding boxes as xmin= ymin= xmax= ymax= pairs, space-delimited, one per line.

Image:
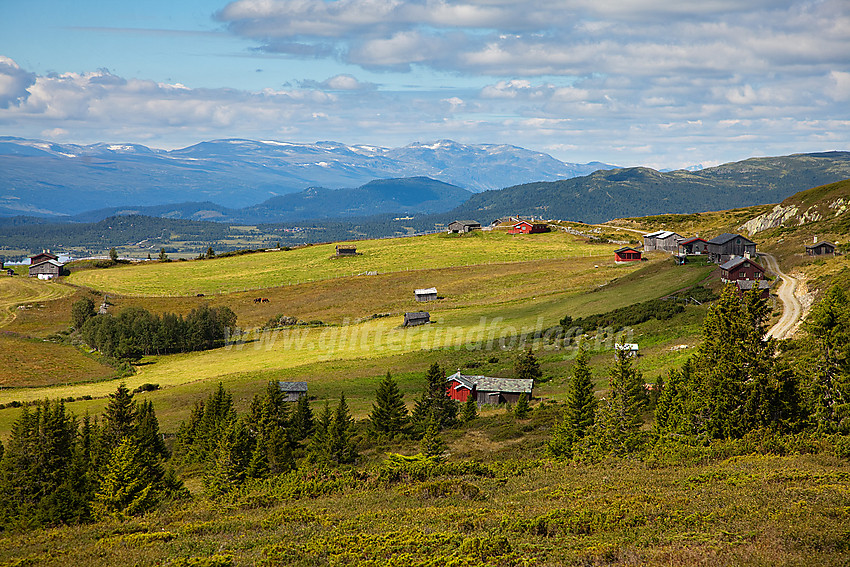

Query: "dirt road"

xmin=760 ymin=253 xmax=802 ymax=339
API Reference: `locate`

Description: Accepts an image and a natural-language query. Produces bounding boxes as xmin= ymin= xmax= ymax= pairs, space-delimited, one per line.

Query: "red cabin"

xmin=446 ymin=371 xmax=534 ymax=405
xmin=614 ymin=247 xmax=642 ymax=263
xmin=720 ymin=256 xmax=765 ymax=283
xmin=508 ymin=221 xmax=550 ymax=234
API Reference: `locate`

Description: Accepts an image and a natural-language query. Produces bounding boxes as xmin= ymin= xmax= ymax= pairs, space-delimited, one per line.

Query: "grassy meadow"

xmin=65 ymin=231 xmax=614 ymax=296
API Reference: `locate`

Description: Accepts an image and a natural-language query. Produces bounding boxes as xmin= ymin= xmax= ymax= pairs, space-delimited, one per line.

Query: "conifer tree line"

xmin=549 ymin=284 xmax=850 ymax=461
xmin=72 ymin=299 xmax=237 ymax=360
xmin=0 ymin=384 xmax=183 ymax=530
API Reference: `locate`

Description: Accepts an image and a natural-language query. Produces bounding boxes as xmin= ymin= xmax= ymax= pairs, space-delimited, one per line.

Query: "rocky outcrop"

xmin=740 ymin=196 xmax=849 ymax=235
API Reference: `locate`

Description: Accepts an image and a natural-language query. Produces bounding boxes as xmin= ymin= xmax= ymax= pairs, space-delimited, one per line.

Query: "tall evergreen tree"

xmin=307 ymin=402 xmax=333 ymax=465
xmin=94 ymin=437 xmax=159 ymax=519
xmin=204 ymin=418 xmax=252 ymax=497
xmin=328 ymin=394 xmax=356 ymax=465
xmin=801 ymin=285 xmax=850 ymax=433
xmin=174 ymin=383 xmax=236 ymax=464
xmin=369 ymin=371 xmax=409 ymax=435
xmin=412 ymin=363 xmax=457 ymax=431
xmin=601 ymin=348 xmax=645 ymax=456
xmin=136 ymin=400 xmax=169 ymax=461
xmin=290 ymin=394 xmax=315 ymax=442
xmin=549 ymin=344 xmax=597 ymax=458
xmin=102 ymin=383 xmax=136 ymax=453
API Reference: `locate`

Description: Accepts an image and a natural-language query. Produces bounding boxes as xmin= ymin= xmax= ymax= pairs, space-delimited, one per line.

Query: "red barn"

xmin=720 ymin=256 xmax=765 ymax=283
xmin=614 ymin=247 xmax=642 ymax=263
xmin=509 ymin=221 xmax=549 ymax=234
xmin=446 ymin=371 xmax=534 ymax=405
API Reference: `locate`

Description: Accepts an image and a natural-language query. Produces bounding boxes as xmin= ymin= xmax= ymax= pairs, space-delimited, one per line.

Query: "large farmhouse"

xmin=28 ymin=252 xmax=62 ymax=279
xmin=446 ymin=371 xmax=534 ymax=405
xmin=643 ymin=230 xmax=682 ymax=252
xmin=707 ymin=233 xmax=757 ymax=263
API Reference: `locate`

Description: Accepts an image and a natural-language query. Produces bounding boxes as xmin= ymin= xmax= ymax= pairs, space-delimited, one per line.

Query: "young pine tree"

xmin=290 ymin=394 xmax=315 ymax=442
xmin=328 ymin=394 xmax=356 ymax=465
xmin=515 ymin=348 xmax=543 ymax=382
xmin=369 ymin=371 xmax=409 ymax=436
xmin=420 ymin=415 xmax=448 ymax=459
xmin=101 ymin=382 xmax=137 ymax=453
xmin=203 ymin=417 xmax=252 ymax=497
xmin=514 ymin=393 xmax=530 ymax=419
xmin=308 ymin=402 xmax=333 ymax=465
xmin=601 ymin=348 xmax=645 ymax=456
xmin=460 ymin=395 xmax=478 ymax=423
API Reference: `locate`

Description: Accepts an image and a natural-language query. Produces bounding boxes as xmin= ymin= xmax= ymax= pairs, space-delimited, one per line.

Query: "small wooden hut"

xmin=404 ymin=311 xmax=430 ymax=327
xmin=335 ymin=244 xmax=358 ymax=257
xmin=414 ymin=287 xmax=438 ymax=302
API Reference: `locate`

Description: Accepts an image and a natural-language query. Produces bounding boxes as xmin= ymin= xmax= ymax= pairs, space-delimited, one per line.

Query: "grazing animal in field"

xmin=196 ymin=293 xmax=205 ymax=297
xmin=254 ymin=297 xmax=262 ymax=303
xmin=262 ymin=298 xmax=270 ymax=303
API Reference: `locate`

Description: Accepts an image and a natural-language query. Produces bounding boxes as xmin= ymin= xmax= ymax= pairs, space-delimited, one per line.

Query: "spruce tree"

xmin=94 ymin=437 xmax=158 ymax=519
xmin=460 ymin=395 xmax=478 ymax=423
xmin=514 ymin=393 xmax=530 ymax=419
xmin=549 ymin=345 xmax=597 ymax=458
xmin=602 ymin=348 xmax=645 ymax=455
xmin=412 ymin=363 xmax=457 ymax=431
xmin=328 ymin=394 xmax=356 ymax=465
xmin=515 ymin=348 xmax=543 ymax=382
xmin=102 ymin=383 xmax=137 ymax=452
xmin=420 ymin=415 xmax=447 ymax=459
xmin=307 ymin=402 xmax=333 ymax=465
xmin=136 ymin=400 xmax=169 ymax=461
xmin=203 ymin=418 xmax=252 ymax=497
xmin=802 ymin=285 xmax=850 ymax=433
xmin=291 ymin=394 xmax=315 ymax=442
xmin=369 ymin=371 xmax=409 ymax=435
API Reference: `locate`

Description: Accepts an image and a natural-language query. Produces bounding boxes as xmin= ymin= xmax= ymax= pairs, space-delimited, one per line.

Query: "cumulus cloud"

xmin=0 ymin=56 xmax=37 ymax=108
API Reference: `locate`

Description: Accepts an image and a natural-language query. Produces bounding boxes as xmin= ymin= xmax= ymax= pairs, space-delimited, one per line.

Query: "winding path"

xmin=760 ymin=253 xmax=802 ymax=339
xmin=0 ymin=278 xmax=75 ymax=328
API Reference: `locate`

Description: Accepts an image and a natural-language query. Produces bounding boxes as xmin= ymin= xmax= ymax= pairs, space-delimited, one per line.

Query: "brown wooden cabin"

xmin=720 ymin=256 xmax=765 ymax=283
xmin=277 ymin=381 xmax=308 ymax=402
xmin=404 ymin=311 xmax=430 ymax=327
xmin=806 ymin=241 xmax=836 ymax=256
xmin=707 ymin=233 xmax=757 ymax=263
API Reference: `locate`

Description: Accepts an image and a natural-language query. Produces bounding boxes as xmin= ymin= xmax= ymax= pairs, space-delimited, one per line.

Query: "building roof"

xmin=405 ymin=311 xmax=430 ymax=319
xmin=614 ymin=246 xmax=641 ymax=254
xmin=805 ymin=241 xmax=836 ymax=249
xmin=644 ymin=230 xmax=680 ymax=240
xmin=30 ymin=251 xmax=58 ymax=261
xmin=446 ymin=371 xmax=534 ymax=394
xmin=679 ymin=236 xmax=707 ymax=245
xmin=451 ymin=220 xmax=481 ymax=226
xmin=278 ymin=381 xmax=308 ymax=392
xmin=414 ymin=287 xmax=437 ymax=295
xmin=719 ymin=256 xmax=764 ymax=271
xmin=30 ymin=259 xmax=63 ymax=269
xmin=708 ymin=233 xmax=754 ymax=246
xmin=736 ymin=280 xmax=772 ymax=290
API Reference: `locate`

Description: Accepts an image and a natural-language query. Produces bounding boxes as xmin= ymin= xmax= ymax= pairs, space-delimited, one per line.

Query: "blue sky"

xmin=1 ymin=0 xmax=849 ymax=168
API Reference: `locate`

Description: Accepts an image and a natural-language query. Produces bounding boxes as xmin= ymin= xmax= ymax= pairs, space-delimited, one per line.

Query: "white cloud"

xmin=0 ymin=56 xmax=37 ymax=108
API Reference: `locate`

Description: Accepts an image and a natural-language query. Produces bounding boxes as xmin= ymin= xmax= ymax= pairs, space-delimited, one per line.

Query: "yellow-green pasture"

xmin=0 ymin=259 xmax=712 ymax=410
xmin=66 ymin=231 xmax=614 ymax=296
xmin=0 ymin=276 xmax=75 ymax=327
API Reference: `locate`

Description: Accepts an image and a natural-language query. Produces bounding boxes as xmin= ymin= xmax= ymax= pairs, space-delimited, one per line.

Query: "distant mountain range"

xmin=446 ymin=151 xmax=850 ymax=223
xmin=71 ymin=177 xmax=474 ymax=223
xmin=0 ymin=137 xmax=615 ymax=217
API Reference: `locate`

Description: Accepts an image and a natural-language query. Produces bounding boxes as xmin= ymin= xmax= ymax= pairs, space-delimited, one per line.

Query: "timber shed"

xmin=806 ymin=241 xmax=836 ymax=256
xmin=277 ymin=381 xmax=309 ymax=402
xmin=414 ymin=288 xmax=438 ymax=302
xmin=404 ymin=311 xmax=430 ymax=327
xmin=445 ymin=371 xmax=534 ymax=405
xmin=447 ymin=220 xmax=481 ymax=233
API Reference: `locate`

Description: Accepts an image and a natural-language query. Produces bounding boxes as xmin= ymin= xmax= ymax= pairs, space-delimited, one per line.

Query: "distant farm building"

xmin=720 ymin=256 xmax=765 ymax=284
xmin=678 ymin=237 xmax=708 ymax=255
xmin=643 ymin=230 xmax=682 ymax=252
xmin=491 ymin=216 xmax=522 ymax=227
xmin=614 ymin=343 xmax=639 ymax=357
xmin=335 ymin=244 xmax=358 ymax=257
xmin=28 ymin=251 xmax=62 ymax=279
xmin=446 ymin=371 xmax=534 ymax=405
xmin=277 ymin=381 xmax=309 ymax=402
xmin=806 ymin=241 xmax=836 ymax=256
xmin=707 ymin=233 xmax=757 ymax=263
xmin=414 ymin=287 xmax=438 ymax=302
xmin=509 ymin=221 xmax=550 ymax=234
xmin=614 ymin=246 xmax=642 ymax=263
xmin=447 ymin=220 xmax=481 ymax=233
xmin=736 ymin=279 xmax=772 ymax=300
xmin=404 ymin=311 xmax=430 ymax=327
